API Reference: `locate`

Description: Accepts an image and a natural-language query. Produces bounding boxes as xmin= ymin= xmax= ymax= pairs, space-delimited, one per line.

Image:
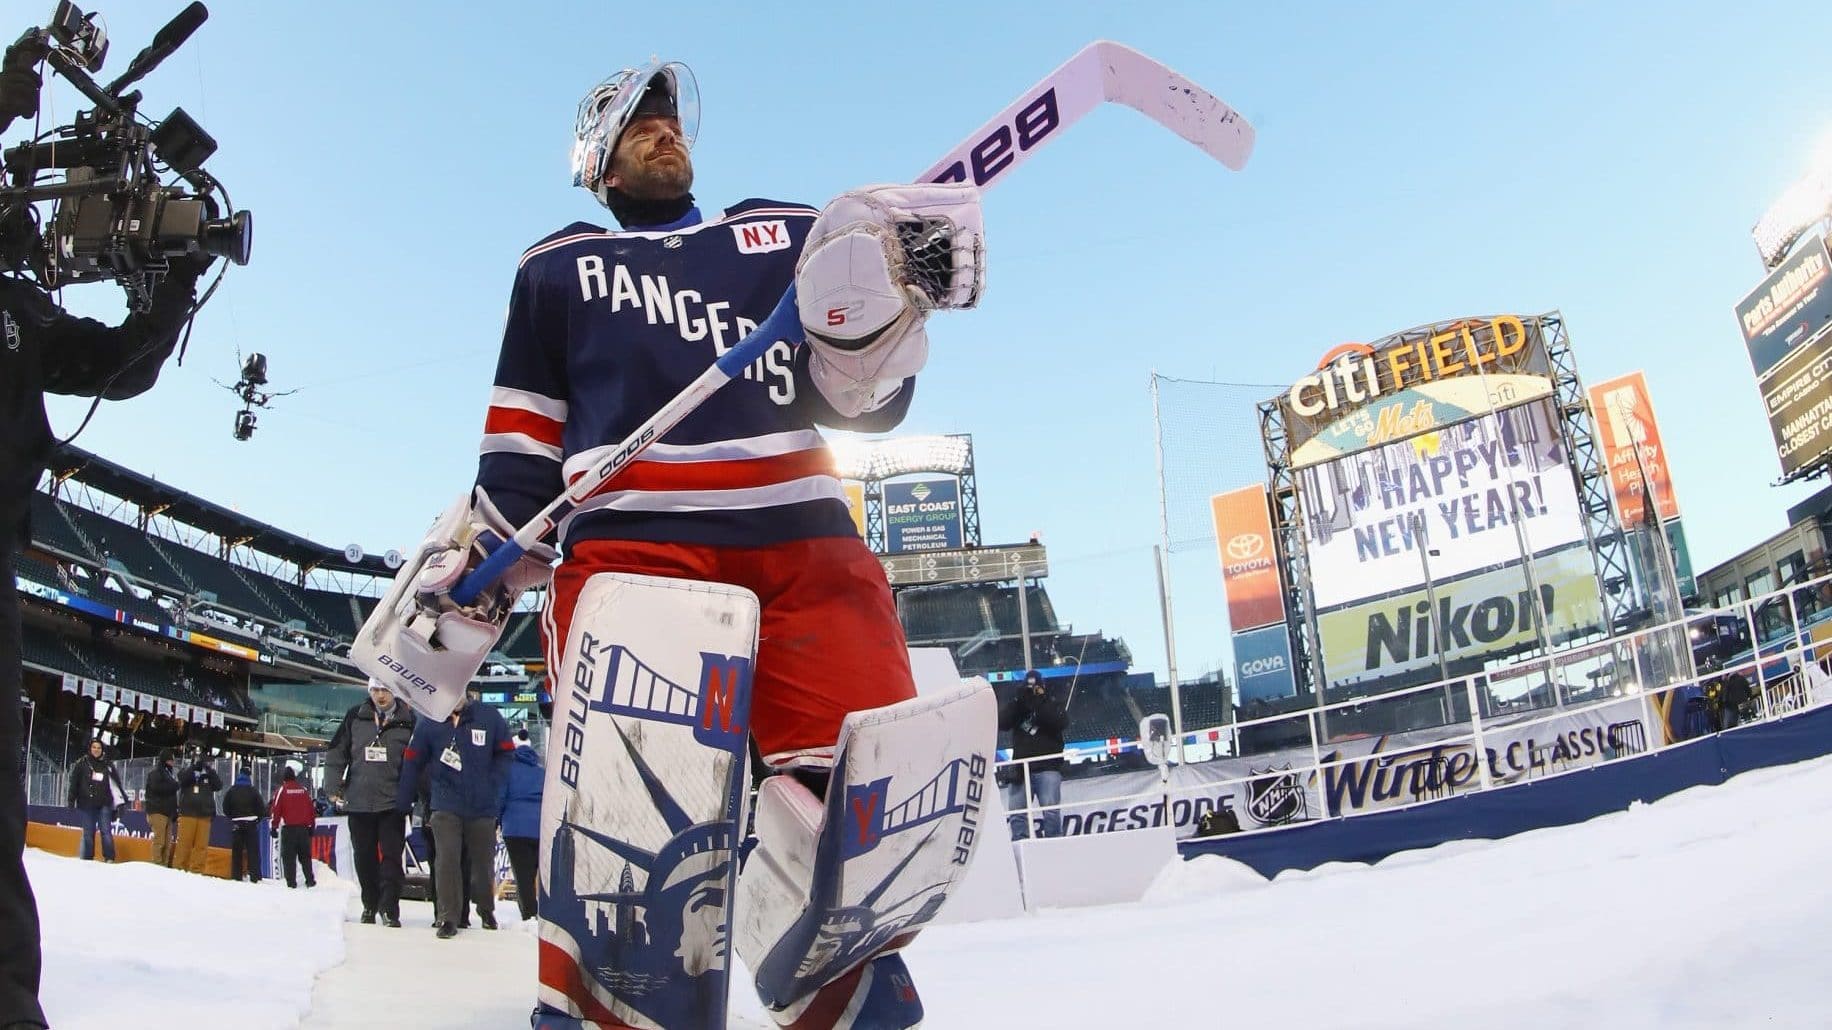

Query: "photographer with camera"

xmin=0 ymin=32 xmax=210 ymax=1028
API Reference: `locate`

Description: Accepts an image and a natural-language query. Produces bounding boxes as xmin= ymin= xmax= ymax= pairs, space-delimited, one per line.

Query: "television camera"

xmin=219 ymin=351 xmax=295 ymax=441
xmin=0 ymin=1 xmax=252 ymax=312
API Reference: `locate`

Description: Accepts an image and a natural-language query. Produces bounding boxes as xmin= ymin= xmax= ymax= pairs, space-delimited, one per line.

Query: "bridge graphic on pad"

xmin=584 ymin=641 xmax=752 ymax=753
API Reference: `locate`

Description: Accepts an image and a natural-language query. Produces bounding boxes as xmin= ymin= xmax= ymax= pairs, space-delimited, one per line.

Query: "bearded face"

xmin=608 ymin=114 xmax=694 ymax=200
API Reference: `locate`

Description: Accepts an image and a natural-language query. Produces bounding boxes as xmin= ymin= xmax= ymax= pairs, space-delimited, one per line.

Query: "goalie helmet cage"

xmin=1254 ymin=311 xmax=1638 ymax=704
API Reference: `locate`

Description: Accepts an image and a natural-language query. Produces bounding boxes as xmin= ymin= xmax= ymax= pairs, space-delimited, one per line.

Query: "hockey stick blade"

xmin=451 ymin=43 xmax=1252 ymax=607
xmin=916 ymin=40 xmax=1254 ymax=185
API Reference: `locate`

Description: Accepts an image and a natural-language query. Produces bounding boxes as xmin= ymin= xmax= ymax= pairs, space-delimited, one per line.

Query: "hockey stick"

xmin=452 ymin=41 xmax=1254 ymax=605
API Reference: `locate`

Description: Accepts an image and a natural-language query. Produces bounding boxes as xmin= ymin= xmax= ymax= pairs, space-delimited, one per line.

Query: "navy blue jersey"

xmin=474 ymin=199 xmax=914 ymax=552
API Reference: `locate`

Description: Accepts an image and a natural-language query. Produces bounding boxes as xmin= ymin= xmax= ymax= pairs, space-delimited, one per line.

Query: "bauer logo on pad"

xmin=732 ymin=219 xmax=791 ymax=254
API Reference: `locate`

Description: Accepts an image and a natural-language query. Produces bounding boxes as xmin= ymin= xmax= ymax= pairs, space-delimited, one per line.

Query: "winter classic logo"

xmin=732 ymin=219 xmax=792 ymax=254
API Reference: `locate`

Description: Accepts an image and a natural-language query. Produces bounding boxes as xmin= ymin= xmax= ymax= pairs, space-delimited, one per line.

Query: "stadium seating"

xmin=303 ymin=589 xmax=365 ymax=638
xmin=13 ymin=550 xmax=65 ymax=591
xmin=55 ymin=500 xmax=194 ymax=591
xmin=27 ymin=493 xmax=92 ymax=560
xmin=898 ymin=586 xmax=990 ymax=642
xmin=19 ymin=624 xmax=69 ymax=673
xmin=987 ymin=585 xmax=1059 ymax=636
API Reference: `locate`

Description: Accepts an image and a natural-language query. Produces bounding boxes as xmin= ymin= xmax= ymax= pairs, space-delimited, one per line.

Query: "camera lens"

xmin=200 ymin=209 xmax=251 ymax=266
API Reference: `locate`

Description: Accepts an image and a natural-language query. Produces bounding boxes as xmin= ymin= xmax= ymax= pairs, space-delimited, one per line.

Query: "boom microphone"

xmin=103 ymin=2 xmax=207 ymax=95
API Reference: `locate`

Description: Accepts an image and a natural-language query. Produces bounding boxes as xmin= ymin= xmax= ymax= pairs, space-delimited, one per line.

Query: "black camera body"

xmin=0 ymin=2 xmax=250 ymax=310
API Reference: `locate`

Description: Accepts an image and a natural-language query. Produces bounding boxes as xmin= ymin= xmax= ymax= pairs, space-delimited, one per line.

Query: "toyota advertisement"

xmin=1210 ymin=485 xmax=1285 ymax=631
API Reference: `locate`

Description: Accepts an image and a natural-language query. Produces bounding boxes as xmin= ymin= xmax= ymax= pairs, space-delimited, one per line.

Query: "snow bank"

xmin=31 ymin=851 xmax=350 ymax=1029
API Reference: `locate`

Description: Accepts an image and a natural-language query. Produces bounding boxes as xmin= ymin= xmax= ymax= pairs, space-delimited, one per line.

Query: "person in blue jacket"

xmin=498 ymin=728 xmax=545 ymax=921
xmin=397 ymin=688 xmax=514 ymax=939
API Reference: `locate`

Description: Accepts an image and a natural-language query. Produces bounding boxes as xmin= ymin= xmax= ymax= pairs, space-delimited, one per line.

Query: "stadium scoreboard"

xmin=879 ymin=543 xmax=1047 ymax=586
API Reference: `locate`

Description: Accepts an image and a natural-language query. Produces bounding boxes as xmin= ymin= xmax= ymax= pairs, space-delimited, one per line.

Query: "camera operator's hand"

xmin=164 ymin=251 xmax=217 ymax=282
xmin=0 ymin=34 xmax=47 ymax=121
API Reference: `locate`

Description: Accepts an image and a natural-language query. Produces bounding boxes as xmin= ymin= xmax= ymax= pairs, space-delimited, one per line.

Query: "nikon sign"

xmin=1315 ymin=544 xmax=1603 ymax=688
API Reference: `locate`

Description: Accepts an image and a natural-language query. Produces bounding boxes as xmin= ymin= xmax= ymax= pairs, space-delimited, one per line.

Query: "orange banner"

xmin=1211 ymin=486 xmax=1286 ymax=631
xmin=1588 ymin=372 xmax=1680 ymax=527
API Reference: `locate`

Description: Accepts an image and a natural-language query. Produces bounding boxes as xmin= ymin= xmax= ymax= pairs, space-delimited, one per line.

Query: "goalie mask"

xmin=571 ymin=59 xmax=701 ymax=207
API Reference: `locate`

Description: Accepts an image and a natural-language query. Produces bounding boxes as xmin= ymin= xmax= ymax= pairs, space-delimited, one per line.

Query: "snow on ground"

xmin=33 ymin=753 xmax=1832 ymax=1027
xmin=305 ymin=900 xmax=777 ymax=1029
xmin=31 ymin=851 xmax=350 ymax=1029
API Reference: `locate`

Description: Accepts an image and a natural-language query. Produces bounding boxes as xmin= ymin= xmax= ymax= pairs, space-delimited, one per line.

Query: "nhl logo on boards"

xmin=1246 ymin=766 xmax=1306 ymax=825
xmin=732 ymin=219 xmax=791 ymax=254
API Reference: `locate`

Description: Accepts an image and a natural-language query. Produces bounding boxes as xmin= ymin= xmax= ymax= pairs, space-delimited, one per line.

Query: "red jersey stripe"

xmin=485 ymin=406 xmax=565 ymax=446
xmin=569 ymin=447 xmax=838 ymax=496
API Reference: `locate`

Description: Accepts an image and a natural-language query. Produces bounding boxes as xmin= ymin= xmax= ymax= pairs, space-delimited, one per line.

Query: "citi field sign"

xmin=1275 ymin=315 xmax=1554 ymax=459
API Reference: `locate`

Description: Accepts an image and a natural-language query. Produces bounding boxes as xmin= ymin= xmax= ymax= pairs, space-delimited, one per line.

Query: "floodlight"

xmin=1753 ymin=140 xmax=1832 ymax=268
xmin=827 ymin=434 xmax=973 ymax=481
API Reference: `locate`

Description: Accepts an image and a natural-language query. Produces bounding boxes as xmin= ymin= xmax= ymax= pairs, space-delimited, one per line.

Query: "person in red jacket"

xmin=269 ymin=767 xmax=317 ymax=889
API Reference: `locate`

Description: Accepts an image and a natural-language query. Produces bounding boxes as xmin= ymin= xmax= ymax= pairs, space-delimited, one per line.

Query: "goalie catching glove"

xmin=351 ymin=489 xmax=556 ymax=720
xmin=794 ymin=183 xmax=985 ymax=417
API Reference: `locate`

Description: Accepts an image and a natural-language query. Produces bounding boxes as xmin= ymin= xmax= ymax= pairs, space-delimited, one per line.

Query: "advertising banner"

xmin=883 ymin=477 xmax=964 ymax=553
xmin=1026 ymin=698 xmax=1650 ymax=839
xmin=1292 ymin=375 xmax=1554 ymax=469
xmin=1233 ymin=624 xmax=1298 ymax=704
xmin=1313 ymin=544 xmax=1604 ymax=689
xmin=1299 ymin=400 xmax=1585 ymax=609
xmin=1210 ymin=486 xmax=1285 ymax=631
xmin=842 ymin=480 xmax=867 ymax=540
xmin=1737 ymin=233 xmax=1832 ymax=379
xmin=1276 ymin=314 xmax=1552 ymax=459
xmin=1588 ymin=371 xmax=1681 ymax=526
xmin=1756 ymin=329 xmax=1832 ymax=478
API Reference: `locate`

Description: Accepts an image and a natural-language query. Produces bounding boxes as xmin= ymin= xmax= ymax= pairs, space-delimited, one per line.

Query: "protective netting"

xmin=1151 ymin=375 xmax=1282 ymax=558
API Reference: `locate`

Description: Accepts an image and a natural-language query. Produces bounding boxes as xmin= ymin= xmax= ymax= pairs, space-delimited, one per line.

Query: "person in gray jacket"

xmin=324 ymin=681 xmax=416 ymax=926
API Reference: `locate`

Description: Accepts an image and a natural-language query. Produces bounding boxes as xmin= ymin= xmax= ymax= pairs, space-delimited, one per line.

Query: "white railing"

xmin=996 ymin=571 xmax=1832 ymax=841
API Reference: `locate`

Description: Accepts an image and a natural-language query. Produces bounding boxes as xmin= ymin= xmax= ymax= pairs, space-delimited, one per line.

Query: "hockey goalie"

xmin=354 ymin=58 xmax=995 ymax=1029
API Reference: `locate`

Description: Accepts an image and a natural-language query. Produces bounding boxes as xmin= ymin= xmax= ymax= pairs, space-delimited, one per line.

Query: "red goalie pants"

xmin=543 ymin=535 xmax=916 ymax=770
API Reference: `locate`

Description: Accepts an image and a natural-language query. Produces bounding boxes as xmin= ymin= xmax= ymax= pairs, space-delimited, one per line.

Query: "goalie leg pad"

xmin=532 ymin=572 xmax=759 ymax=1030
xmin=736 ymin=683 xmax=997 ymax=1026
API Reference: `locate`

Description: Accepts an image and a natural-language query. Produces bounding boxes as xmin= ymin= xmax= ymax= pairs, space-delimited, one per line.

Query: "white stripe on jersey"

xmin=556 ymin=475 xmax=845 ymax=536
xmin=561 ymin=429 xmax=828 ymax=483
xmin=489 ymin=386 xmax=568 ymax=421
xmin=481 ymin=433 xmax=562 ymax=462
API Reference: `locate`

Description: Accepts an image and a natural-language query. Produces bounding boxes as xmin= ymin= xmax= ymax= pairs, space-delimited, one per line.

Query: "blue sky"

xmin=24 ymin=0 xmax=1832 ymax=683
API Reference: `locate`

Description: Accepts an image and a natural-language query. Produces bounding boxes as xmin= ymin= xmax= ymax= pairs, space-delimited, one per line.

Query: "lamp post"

xmin=1414 ymin=513 xmax=1448 ymax=684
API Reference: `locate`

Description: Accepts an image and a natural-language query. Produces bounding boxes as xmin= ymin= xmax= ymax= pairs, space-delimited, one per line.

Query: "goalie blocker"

xmin=352 ymin=490 xmax=555 ymax=721
xmin=533 ymin=571 xmax=995 ymax=1030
